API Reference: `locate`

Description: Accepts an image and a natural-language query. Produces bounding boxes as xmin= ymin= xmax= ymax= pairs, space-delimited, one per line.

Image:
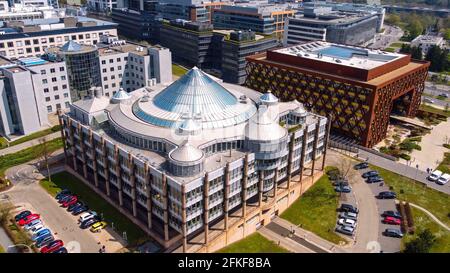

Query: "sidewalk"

xmin=0 ymin=131 xmax=61 ymax=156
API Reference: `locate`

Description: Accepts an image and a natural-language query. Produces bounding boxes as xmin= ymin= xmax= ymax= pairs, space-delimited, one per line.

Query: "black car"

xmin=383 ymin=228 xmax=403 ymax=238
xmin=80 ymin=217 xmax=100 ymax=229
xmin=378 ymin=191 xmax=396 ymax=199
xmin=367 ymin=176 xmax=384 ymax=183
xmin=340 ymin=203 xmax=359 ymax=214
xmin=332 ymin=181 xmax=349 ymax=187
xmin=67 ymin=202 xmax=84 ymax=212
xmin=382 ymin=210 xmax=402 ymax=219
xmin=14 ymin=210 xmax=31 ymax=222
xmin=362 ymin=170 xmax=379 ymax=178
xmin=56 ymin=189 xmax=71 ymax=200
xmin=354 ymin=162 xmax=369 ymax=170
xmin=72 ymin=205 xmax=89 ymax=216
xmin=53 ymin=247 xmax=68 ymax=253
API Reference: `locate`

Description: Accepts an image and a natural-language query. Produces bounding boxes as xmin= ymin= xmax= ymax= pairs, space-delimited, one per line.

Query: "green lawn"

xmin=0 ymin=138 xmax=8 ymax=149
xmin=0 ymin=125 xmax=61 ymax=150
xmin=280 ymin=167 xmax=345 ymax=245
xmin=384 ymin=47 xmax=396 ymax=53
xmin=436 ymin=152 xmax=450 ymax=174
xmin=420 ymin=104 xmax=450 ymax=117
xmin=0 ymin=138 xmax=62 ymax=177
xmin=217 ymin=233 xmax=289 ymax=253
xmin=172 ymin=64 xmax=188 ymax=77
xmin=389 ymin=42 xmax=403 ymax=48
xmin=402 ymin=207 xmax=450 ymax=253
xmin=40 ymin=172 xmax=147 ymax=246
xmin=0 ymin=244 xmax=4 ymax=253
xmin=369 ymin=165 xmax=450 ymax=227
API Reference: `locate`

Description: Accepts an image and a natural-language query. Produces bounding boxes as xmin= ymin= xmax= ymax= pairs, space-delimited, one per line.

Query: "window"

xmin=119 ymin=73 xmax=122 ymax=78
xmin=101 ymin=60 xmax=106 ymax=65
xmin=7 ymin=42 xmax=13 ymax=47
xmin=63 ymin=93 xmax=69 ymax=98
xmin=26 ymin=48 xmax=32 ymax=53
xmin=112 ymin=83 xmax=116 ymax=88
xmin=16 ymin=41 xmax=23 ymax=47
xmin=71 ymin=35 xmax=76 ymax=40
xmin=56 ymin=103 xmax=61 ymax=109
xmin=59 ymin=67 xmax=64 ymax=72
xmin=118 ymin=66 xmax=122 ymax=70
xmin=50 ymin=68 xmax=55 ymax=73
xmin=55 ymin=95 xmax=60 ymax=100
xmin=56 ymin=37 xmax=62 ymax=43
xmin=117 ymin=58 xmax=121 ymax=62
xmin=109 ymin=59 xmax=113 ymax=63
xmin=78 ymin=34 xmax=83 ymax=40
xmin=111 ymin=75 xmax=115 ymax=80
xmin=62 ymin=84 xmax=67 ymax=89
xmin=42 ymin=79 xmax=48 ymax=84
xmin=44 ymin=88 xmax=49 ymax=93
xmin=47 ymin=106 xmax=52 ymax=113
xmin=0 ymin=43 xmax=4 ymax=48
xmin=92 ymin=33 xmax=97 ymax=38
xmin=86 ymin=34 xmax=90 ymax=39
xmin=103 ymin=76 xmax=107 ymax=81
xmin=45 ymin=97 xmax=51 ymax=102
xmin=61 ymin=75 xmax=66 ymax=80
xmin=40 ymin=38 xmax=47 ymax=44
xmin=33 ymin=39 xmax=39 ymax=45
xmin=25 ymin=40 xmax=31 ymax=46
xmin=65 ymin=102 xmax=70 ymax=108
xmin=49 ymin=38 xmax=55 ymax=43
xmin=104 ymin=85 xmax=108 ymax=89
xmin=64 ymin=36 xmax=69 ymax=41
xmin=52 ymin=77 xmax=57 ymax=82
xmin=53 ymin=86 xmax=58 ymax=91
xmin=40 ymin=70 xmax=46 ymax=75
xmin=34 ymin=47 xmax=40 ymax=52
xmin=110 ymin=67 xmax=114 ymax=72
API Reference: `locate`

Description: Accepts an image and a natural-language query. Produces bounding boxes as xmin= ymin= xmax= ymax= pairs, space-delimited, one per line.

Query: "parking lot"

xmin=3 ymin=163 xmax=126 ymax=253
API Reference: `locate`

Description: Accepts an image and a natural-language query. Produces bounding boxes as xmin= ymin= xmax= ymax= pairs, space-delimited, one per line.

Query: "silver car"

xmin=339 ymin=212 xmax=358 ymax=221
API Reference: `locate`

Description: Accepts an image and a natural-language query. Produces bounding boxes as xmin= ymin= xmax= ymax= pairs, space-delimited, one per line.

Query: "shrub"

xmin=404 ymin=202 xmax=415 ymax=234
xmin=444 ymin=144 xmax=450 ymax=149
xmin=403 ymin=229 xmax=436 ymax=253
xmin=398 ymin=202 xmax=408 ymax=234
xmin=408 ymin=136 xmax=422 ymax=142
xmin=400 ymin=153 xmax=411 ymax=161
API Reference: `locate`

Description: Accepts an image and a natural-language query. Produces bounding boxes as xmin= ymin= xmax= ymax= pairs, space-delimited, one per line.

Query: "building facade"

xmin=45 ymin=36 xmax=172 ymax=101
xmin=59 ymin=67 xmax=329 ymax=251
xmin=245 ymin=41 xmax=430 ymax=147
xmin=0 ymin=16 xmax=117 ymax=59
xmin=411 ymin=35 xmax=446 ymax=55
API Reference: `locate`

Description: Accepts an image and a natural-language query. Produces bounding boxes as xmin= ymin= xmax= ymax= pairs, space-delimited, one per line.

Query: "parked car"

xmin=423 ymin=98 xmax=434 ymax=103
xmin=377 ymin=191 xmax=396 ymax=199
xmin=72 ymin=205 xmax=89 ymax=216
xmin=53 ymin=247 xmax=68 ymax=253
xmin=90 ymin=221 xmax=107 ymax=233
xmin=340 ymin=204 xmax=359 ymax=214
xmin=383 ymin=216 xmax=401 ymax=225
xmin=366 ymin=176 xmax=384 ymax=183
xmin=339 ymin=212 xmax=358 ymax=221
xmin=362 ymin=170 xmax=379 ymax=178
xmin=29 ymin=224 xmax=45 ymax=235
xmin=335 ymin=225 xmax=354 ymax=236
xmin=35 ymin=235 xmax=55 ymax=248
xmin=332 ymin=180 xmax=349 ymax=187
xmin=14 ymin=210 xmax=31 ymax=222
xmin=32 ymin=229 xmax=51 ymax=241
xmin=24 ymin=219 xmax=42 ymax=231
xmin=335 ymin=185 xmax=352 ymax=193
xmin=55 ymin=189 xmax=71 ymax=200
xmin=58 ymin=194 xmax=74 ymax=204
xmin=40 ymin=240 xmax=64 ymax=253
xmin=67 ymin=202 xmax=84 ymax=212
xmin=383 ymin=228 xmax=403 ymax=238
xmin=78 ymin=211 xmax=97 ymax=224
xmin=382 ymin=210 xmax=402 ymax=219
xmin=338 ymin=218 xmax=357 ymax=228
xmin=437 ymin=173 xmax=450 ymax=185
xmin=354 ymin=162 xmax=369 ymax=170
xmin=80 ymin=217 xmax=99 ymax=229
xmin=428 ymin=170 xmax=443 ymax=181
xmin=18 ymin=214 xmax=40 ymax=226
xmin=62 ymin=196 xmax=78 ymax=208
xmin=438 ymin=93 xmax=449 ymax=98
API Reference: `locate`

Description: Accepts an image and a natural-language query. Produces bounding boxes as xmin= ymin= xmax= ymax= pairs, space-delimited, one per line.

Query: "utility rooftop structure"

xmin=60 ymin=67 xmax=329 ymax=251
xmin=245 ymin=41 xmax=429 ymax=147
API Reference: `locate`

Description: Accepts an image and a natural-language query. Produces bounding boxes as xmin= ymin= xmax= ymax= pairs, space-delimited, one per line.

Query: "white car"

xmin=437 ymin=173 xmax=450 ymax=185
xmin=78 ymin=211 xmax=97 ymax=223
xmin=24 ymin=219 xmax=42 ymax=231
xmin=423 ymin=98 xmax=434 ymax=103
xmin=29 ymin=224 xmax=45 ymax=235
xmin=338 ymin=218 xmax=357 ymax=228
xmin=428 ymin=170 xmax=443 ymax=181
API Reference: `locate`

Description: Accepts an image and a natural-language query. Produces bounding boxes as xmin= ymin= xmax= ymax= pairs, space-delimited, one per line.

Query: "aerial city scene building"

xmin=0 ymin=0 xmax=449 ymax=258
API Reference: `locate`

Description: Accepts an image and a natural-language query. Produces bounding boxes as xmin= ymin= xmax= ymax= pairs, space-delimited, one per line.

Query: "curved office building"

xmin=60 ymin=67 xmax=329 ymax=252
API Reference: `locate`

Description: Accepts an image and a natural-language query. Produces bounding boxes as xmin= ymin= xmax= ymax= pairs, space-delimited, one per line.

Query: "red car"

xmin=62 ymin=196 xmax=78 ymax=208
xmin=383 ymin=216 xmax=401 ymax=225
xmin=17 ymin=214 xmax=40 ymax=226
xmin=40 ymin=240 xmax=64 ymax=253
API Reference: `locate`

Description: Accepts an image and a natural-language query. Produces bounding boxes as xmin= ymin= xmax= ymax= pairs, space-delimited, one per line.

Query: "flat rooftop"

xmin=97 ymin=43 xmax=149 ymax=57
xmin=274 ymin=41 xmax=404 ymax=70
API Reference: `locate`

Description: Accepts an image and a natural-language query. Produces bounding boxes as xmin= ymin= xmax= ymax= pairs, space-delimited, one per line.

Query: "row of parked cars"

xmin=428 ymin=170 xmax=450 ymax=185
xmin=355 ymin=163 xmax=398 ymax=199
xmin=55 ymin=189 xmax=107 ymax=233
xmin=381 ymin=210 xmax=404 ymax=239
xmin=14 ymin=210 xmax=66 ymax=253
xmin=335 ymin=203 xmax=359 ymax=236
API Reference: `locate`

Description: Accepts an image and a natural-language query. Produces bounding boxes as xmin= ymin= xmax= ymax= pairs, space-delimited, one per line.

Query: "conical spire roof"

xmin=61 ymin=40 xmax=83 ymax=52
xmin=153 ymin=67 xmax=237 ymax=115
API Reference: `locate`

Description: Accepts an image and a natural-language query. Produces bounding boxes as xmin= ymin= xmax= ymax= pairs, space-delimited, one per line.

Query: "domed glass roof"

xmin=153 ymin=67 xmax=237 ymax=114
xmin=260 ymin=90 xmax=279 ymax=105
xmin=132 ymin=67 xmax=257 ymax=129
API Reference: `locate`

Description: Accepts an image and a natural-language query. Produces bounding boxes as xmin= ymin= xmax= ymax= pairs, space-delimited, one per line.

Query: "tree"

xmin=399 ymin=44 xmax=411 ymax=54
xmin=411 ymin=46 xmax=423 ymax=60
xmin=336 ymin=157 xmax=358 ymax=183
xmin=444 ymin=29 xmax=450 ymax=41
xmin=407 ymin=20 xmax=424 ymax=39
xmin=425 ymin=45 xmax=449 ymax=72
xmin=404 ymin=229 xmax=436 ymax=253
xmin=0 ymin=202 xmax=13 ymax=225
xmin=38 ymin=137 xmax=53 ymax=183
xmin=386 ymin=14 xmax=401 ymax=26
